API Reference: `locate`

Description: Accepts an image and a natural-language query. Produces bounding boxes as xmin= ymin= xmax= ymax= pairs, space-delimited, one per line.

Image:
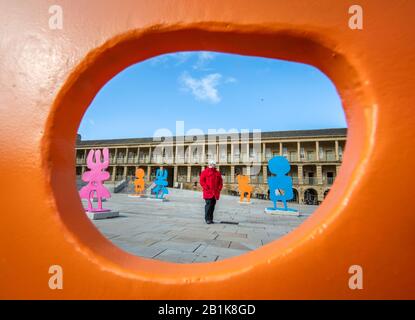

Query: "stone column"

xmin=262 ymin=143 xmax=266 ymax=163
xmin=262 ymin=165 xmax=267 ymax=184
xmin=136 ymin=147 xmax=140 ymax=163
xmin=336 ymin=165 xmax=341 ymax=177
xmin=317 ymin=165 xmax=323 ymax=185
xmin=111 ymin=166 xmax=116 ymax=182
xmin=298 ymin=188 xmax=304 ymax=204
xmin=230 ymin=165 xmax=235 ymax=183
xmin=297 ymin=141 xmax=301 ymax=162
xmin=230 ymin=143 xmax=234 ymax=164
xmin=246 ymin=165 xmax=251 ymax=177
xmin=298 ymin=165 xmax=304 ymax=185
xmin=173 ymin=144 xmax=182 ymax=164
xmin=173 ymin=166 xmax=178 ymax=184
xmin=216 ymin=144 xmax=219 ymax=162
xmin=187 ymin=166 xmax=191 ymax=183
xmin=279 ymin=142 xmax=283 ymax=156
xmin=148 ymin=147 xmax=152 ymax=164
xmin=335 ymin=140 xmax=339 ymax=161
xmin=125 ymin=147 xmax=129 ymax=163
xmin=188 ymin=145 xmax=192 ymax=164
xmin=146 ymin=166 xmax=151 ymax=181
xmin=202 ymin=144 xmax=206 ymax=164
xmin=123 ymin=166 xmax=127 ymax=179
xmin=114 ymin=148 xmax=118 ymax=164
xmin=315 ymin=141 xmax=320 ymax=161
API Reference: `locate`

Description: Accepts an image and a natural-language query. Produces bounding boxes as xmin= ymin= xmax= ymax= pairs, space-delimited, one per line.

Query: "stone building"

xmin=76 ymin=128 xmax=346 ymax=205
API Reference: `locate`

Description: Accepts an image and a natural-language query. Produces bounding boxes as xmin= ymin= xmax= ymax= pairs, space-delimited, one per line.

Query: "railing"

xmin=323 ymin=177 xmax=335 ymax=185
xmin=78 ymin=150 xmax=343 ymax=165
xmin=138 ymin=156 xmax=150 ymax=163
xmin=177 ymin=176 xmax=187 ymax=183
xmin=222 ymin=176 xmax=232 ymax=184
xmin=319 ymin=155 xmax=336 ymax=162
xmin=250 ymin=176 xmax=263 ymax=184
xmin=303 ymin=177 xmax=318 ymax=185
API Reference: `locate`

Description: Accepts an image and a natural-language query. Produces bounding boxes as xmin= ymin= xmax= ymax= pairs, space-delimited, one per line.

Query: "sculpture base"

xmin=264 ymin=208 xmax=300 ymax=217
xmin=239 ymin=201 xmax=252 ymax=204
xmin=128 ymin=194 xmax=147 ymax=198
xmin=146 ymin=197 xmax=168 ymax=202
xmin=86 ymin=210 xmax=119 ymax=220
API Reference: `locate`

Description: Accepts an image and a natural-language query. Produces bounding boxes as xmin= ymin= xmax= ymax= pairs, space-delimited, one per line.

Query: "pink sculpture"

xmin=79 ymin=148 xmax=111 ymax=212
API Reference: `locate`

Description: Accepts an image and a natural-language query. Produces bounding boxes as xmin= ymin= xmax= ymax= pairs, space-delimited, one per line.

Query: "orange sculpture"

xmin=237 ymin=174 xmax=253 ymax=203
xmin=132 ymin=168 xmax=146 ymax=196
xmin=1 ymin=0 xmax=414 ymax=299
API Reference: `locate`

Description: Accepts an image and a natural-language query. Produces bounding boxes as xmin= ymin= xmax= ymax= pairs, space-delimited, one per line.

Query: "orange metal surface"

xmin=0 ymin=0 xmax=414 ymax=299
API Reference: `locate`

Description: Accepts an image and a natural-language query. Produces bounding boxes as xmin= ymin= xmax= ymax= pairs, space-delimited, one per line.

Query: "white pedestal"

xmin=264 ymin=208 xmax=300 ymax=217
xmin=146 ymin=197 xmax=168 ymax=202
xmin=86 ymin=211 xmax=119 ymax=220
xmin=239 ymin=201 xmax=253 ymax=204
xmin=128 ymin=194 xmax=147 ymax=198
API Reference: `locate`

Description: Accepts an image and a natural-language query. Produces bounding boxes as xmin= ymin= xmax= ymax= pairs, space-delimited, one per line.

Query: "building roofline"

xmin=76 ymin=128 xmax=347 ymax=147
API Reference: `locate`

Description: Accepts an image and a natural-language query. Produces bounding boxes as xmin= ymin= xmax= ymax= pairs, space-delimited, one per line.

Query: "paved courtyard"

xmin=83 ymin=189 xmax=317 ymax=263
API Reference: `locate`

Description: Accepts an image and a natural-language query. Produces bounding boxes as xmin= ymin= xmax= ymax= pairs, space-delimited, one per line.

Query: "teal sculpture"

xmin=152 ymin=168 xmax=169 ymax=199
xmin=266 ymin=156 xmax=298 ymax=213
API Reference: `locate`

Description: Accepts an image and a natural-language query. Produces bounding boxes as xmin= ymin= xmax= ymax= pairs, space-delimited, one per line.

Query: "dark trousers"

xmin=204 ymin=198 xmax=216 ymax=222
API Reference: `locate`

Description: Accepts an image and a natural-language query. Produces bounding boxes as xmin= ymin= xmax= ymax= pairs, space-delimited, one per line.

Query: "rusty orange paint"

xmin=0 ymin=0 xmax=414 ymax=299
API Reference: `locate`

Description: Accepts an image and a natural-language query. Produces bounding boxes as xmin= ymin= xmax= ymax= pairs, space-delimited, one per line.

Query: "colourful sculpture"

xmin=79 ymin=148 xmax=111 ymax=212
xmin=152 ymin=168 xmax=169 ymax=199
xmin=266 ymin=156 xmax=298 ymax=213
xmin=237 ymin=174 xmax=253 ymax=203
xmin=133 ymin=168 xmax=145 ymax=196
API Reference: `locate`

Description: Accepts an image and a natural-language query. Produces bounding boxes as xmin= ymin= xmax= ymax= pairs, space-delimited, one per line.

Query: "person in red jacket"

xmin=199 ymin=160 xmax=223 ymax=224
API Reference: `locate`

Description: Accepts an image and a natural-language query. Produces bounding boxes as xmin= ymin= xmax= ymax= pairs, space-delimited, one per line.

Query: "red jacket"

xmin=200 ymin=167 xmax=223 ymax=200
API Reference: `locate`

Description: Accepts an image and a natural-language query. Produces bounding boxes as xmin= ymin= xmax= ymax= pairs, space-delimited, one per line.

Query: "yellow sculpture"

xmin=237 ymin=174 xmax=253 ymax=203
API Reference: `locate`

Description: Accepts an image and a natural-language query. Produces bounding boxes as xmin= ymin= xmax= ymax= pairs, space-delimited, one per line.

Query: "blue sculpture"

xmin=152 ymin=168 xmax=169 ymax=199
xmin=267 ymin=156 xmax=298 ymax=212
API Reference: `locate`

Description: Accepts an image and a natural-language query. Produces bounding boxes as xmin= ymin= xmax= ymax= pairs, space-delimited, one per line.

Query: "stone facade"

xmin=76 ymin=128 xmax=346 ymax=205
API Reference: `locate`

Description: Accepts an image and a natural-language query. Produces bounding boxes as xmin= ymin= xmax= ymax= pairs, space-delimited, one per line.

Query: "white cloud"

xmin=180 ymin=72 xmax=222 ymax=103
xmin=225 ymin=76 xmax=237 ymax=83
xmin=150 ymin=52 xmax=194 ymax=67
xmin=172 ymin=52 xmax=194 ymax=65
xmin=193 ymin=51 xmax=216 ymax=70
xmin=149 ymin=51 xmax=217 ymax=70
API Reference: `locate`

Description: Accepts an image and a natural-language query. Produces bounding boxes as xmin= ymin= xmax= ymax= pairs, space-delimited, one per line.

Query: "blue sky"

xmin=78 ymin=51 xmax=346 ymax=140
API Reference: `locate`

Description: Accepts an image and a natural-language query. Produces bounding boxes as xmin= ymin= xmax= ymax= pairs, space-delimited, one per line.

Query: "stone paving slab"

xmin=85 ymin=188 xmax=317 ymax=263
